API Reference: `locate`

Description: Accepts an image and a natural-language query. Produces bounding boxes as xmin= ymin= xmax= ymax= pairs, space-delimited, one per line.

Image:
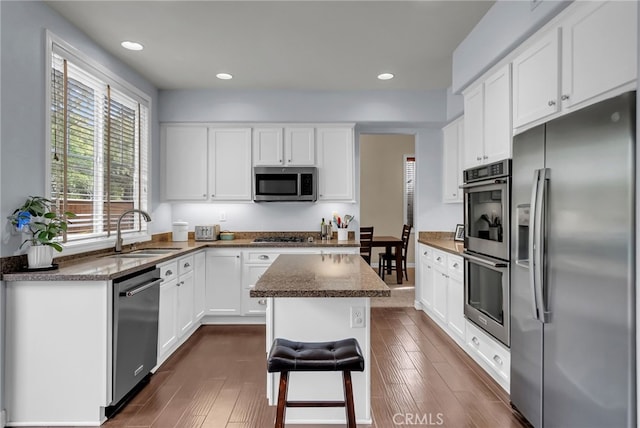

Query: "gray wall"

xmin=452 ymin=0 xmax=571 ymax=93
xmin=0 ymin=0 xmax=160 ymax=257
xmin=159 ymin=89 xmax=446 ymax=124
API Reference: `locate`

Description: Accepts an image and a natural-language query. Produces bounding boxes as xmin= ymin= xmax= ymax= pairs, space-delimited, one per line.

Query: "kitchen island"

xmin=251 ymin=253 xmax=389 ymax=425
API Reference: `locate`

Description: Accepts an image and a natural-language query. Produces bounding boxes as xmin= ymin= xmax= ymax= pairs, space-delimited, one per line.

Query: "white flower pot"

xmin=27 ymin=245 xmax=54 ymax=268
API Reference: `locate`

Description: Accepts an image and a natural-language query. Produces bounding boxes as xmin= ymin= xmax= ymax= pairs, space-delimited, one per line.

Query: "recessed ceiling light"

xmin=377 ymin=73 xmax=394 ymax=80
xmin=216 ymin=73 xmax=233 ymax=80
xmin=121 ymin=41 xmax=143 ymax=51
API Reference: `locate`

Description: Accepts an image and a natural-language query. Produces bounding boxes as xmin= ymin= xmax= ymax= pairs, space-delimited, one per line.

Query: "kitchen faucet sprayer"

xmin=115 ymin=209 xmax=152 ymax=252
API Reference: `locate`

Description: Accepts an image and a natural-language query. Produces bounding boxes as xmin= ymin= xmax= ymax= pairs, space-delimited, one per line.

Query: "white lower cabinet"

xmin=465 ymin=319 xmax=510 ymax=392
xmin=177 ymin=255 xmax=195 ymax=336
xmin=205 ymin=249 xmax=242 ymax=316
xmin=445 ymin=255 xmax=465 ymax=342
xmin=158 ymin=261 xmax=179 ymax=362
xmin=193 ymin=251 xmax=206 ymax=320
xmin=418 ymin=244 xmax=434 ymax=309
xmin=157 ymin=254 xmax=199 ymax=365
xmin=418 ymin=243 xmax=509 ymax=391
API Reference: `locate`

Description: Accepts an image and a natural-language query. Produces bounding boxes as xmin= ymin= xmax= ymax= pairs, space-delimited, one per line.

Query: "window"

xmin=404 ymin=155 xmax=415 ymax=227
xmin=48 ymin=37 xmax=150 ymax=245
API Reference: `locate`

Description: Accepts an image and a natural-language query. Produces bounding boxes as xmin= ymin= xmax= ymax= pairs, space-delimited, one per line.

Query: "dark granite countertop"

xmin=250 ymin=254 xmax=390 ymax=298
xmin=2 ymin=238 xmax=360 ymax=282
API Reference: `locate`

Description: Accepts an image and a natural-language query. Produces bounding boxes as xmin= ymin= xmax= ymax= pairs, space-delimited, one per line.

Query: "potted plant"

xmin=7 ymin=196 xmax=75 ymax=268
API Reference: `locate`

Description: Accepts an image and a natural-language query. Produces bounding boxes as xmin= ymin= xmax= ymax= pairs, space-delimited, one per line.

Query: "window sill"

xmin=58 ymin=232 xmax=152 ymax=257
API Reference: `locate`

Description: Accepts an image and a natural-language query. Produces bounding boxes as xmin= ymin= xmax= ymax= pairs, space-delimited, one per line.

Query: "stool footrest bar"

xmin=286 ymin=401 xmax=346 ymax=408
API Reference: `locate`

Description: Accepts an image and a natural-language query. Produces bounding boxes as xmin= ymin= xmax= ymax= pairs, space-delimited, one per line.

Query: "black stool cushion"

xmin=267 ymin=338 xmax=365 ymax=373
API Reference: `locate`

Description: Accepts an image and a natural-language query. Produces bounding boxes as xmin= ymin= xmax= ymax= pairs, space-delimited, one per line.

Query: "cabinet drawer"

xmin=244 ymin=251 xmax=280 ymax=264
xmin=448 ymin=255 xmax=463 ymax=280
xmin=159 ymin=261 xmax=178 ymax=283
xmin=432 ymin=249 xmax=447 ymax=268
xmin=465 ymin=320 xmax=510 ymax=383
xmin=419 ymin=244 xmax=432 ymax=261
xmin=178 ymin=255 xmax=194 ymax=275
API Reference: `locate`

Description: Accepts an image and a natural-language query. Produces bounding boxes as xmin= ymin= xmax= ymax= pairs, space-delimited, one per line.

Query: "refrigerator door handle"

xmin=528 ymin=170 xmax=541 ymax=321
xmin=533 ymin=168 xmax=550 ymax=323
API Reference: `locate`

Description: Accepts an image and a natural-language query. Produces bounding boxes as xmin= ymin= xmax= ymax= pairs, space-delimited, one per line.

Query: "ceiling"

xmin=46 ymin=1 xmax=494 ymax=91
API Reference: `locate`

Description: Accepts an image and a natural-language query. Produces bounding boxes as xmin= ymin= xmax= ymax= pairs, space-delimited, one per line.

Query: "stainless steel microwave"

xmin=253 ymin=166 xmax=317 ymax=202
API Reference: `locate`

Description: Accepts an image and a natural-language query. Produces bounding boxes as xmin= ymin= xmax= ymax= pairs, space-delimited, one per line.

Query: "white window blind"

xmin=50 ymin=48 xmax=149 ymax=243
xmin=404 ymin=155 xmax=415 ymax=227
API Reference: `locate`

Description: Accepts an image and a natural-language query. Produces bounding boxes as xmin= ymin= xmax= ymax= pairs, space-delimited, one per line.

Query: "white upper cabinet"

xmin=252 ymin=127 xmax=315 ymax=166
xmin=284 ymin=127 xmax=315 ymax=166
xmin=163 ymin=125 xmax=252 ymax=201
xmin=317 ymin=127 xmax=354 ymax=201
xmin=163 ymin=126 xmax=209 ymax=200
xmin=463 ymin=64 xmax=511 ymax=170
xmin=483 ymin=64 xmax=512 ymax=163
xmin=252 ymin=128 xmax=284 ymax=166
xmin=513 ymin=0 xmax=637 ymax=130
xmin=512 ymin=30 xmax=560 ymax=128
xmin=208 ymin=128 xmax=252 ymax=201
xmin=443 ymin=117 xmax=464 ymax=203
xmin=561 ymin=0 xmax=637 ymax=111
xmin=463 ymin=84 xmax=484 ymax=169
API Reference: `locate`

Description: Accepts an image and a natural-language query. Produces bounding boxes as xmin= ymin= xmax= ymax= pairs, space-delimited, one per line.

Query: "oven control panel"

xmin=464 ymin=159 xmax=511 ymax=183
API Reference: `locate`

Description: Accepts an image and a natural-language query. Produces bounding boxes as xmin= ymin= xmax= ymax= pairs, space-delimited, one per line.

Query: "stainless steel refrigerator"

xmin=510 ymin=91 xmax=636 ymax=428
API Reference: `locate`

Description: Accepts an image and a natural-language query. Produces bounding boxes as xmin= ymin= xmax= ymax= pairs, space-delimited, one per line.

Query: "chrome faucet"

xmin=115 ymin=209 xmax=152 ymax=252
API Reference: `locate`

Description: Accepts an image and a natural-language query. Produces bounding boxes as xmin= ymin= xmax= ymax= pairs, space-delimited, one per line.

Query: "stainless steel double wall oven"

xmin=462 ymin=159 xmax=511 ymax=346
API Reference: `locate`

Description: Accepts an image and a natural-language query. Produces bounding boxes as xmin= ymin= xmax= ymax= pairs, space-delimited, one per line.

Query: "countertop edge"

xmin=417 ymin=238 xmax=464 ymax=256
xmin=250 ymin=290 xmax=391 ymax=298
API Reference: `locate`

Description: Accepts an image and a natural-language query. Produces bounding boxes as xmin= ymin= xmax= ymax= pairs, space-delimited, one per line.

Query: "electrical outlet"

xmin=350 ymin=306 xmax=365 ymax=328
xmin=219 ymin=211 xmax=226 ymax=222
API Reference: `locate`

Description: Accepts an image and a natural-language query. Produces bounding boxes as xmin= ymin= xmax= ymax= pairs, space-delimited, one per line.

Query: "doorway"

xmin=359 ymin=133 xmax=416 ymax=271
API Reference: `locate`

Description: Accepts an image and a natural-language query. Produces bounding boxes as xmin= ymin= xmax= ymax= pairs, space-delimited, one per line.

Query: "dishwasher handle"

xmin=120 ymin=278 xmax=163 ymax=297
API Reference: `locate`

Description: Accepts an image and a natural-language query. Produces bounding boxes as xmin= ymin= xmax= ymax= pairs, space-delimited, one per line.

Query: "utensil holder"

xmin=337 ymin=229 xmax=348 ymax=241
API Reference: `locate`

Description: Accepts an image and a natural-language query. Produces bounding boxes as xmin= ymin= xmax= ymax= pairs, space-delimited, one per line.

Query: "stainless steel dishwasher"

xmin=107 ymin=266 xmax=161 ymax=417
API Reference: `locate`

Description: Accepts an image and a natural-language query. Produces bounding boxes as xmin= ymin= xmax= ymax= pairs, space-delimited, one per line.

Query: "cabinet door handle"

xmin=258 ymin=255 xmax=270 ymax=260
xmin=476 ymin=156 xmax=482 ymax=161
xmin=423 ymin=251 xmax=428 ymax=256
xmin=493 ymin=354 xmax=503 ymax=365
xmin=548 ymin=100 xmax=556 ymax=106
xmin=184 ymin=262 xmax=190 ymax=268
xmin=177 ymin=281 xmax=182 ymax=287
xmin=452 ymin=263 xmax=459 ymax=268
xmin=165 ymin=270 xmax=173 ymax=276
xmin=472 ymin=336 xmax=480 ymax=346
xmin=483 ymin=155 xmax=488 ymax=160
xmin=287 ymin=159 xmax=291 ymax=163
xmin=202 ymin=193 xmax=207 ymax=198
xmin=258 ymin=299 xmax=267 ymax=305
xmin=236 ymin=255 xmax=240 ymax=258
xmin=427 ymin=266 xmax=431 ymax=269
xmin=452 ymin=193 xmax=456 ymax=196
xmin=211 ymin=194 xmax=215 ymax=198
xmin=561 ymin=94 xmax=570 ymax=101
xmin=436 ymin=257 xmax=442 ymax=262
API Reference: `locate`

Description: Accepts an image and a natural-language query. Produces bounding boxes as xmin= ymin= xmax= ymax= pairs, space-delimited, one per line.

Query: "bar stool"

xmin=267 ymin=338 xmax=365 ymax=428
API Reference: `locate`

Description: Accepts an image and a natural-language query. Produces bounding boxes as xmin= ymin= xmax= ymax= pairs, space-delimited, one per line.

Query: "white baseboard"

xmin=1 ymin=409 xmax=6 ymax=427
xmin=201 ymin=315 xmax=266 ymax=325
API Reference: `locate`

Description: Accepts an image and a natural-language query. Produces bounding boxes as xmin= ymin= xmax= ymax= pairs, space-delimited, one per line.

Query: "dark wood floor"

xmin=41 ymin=308 xmax=527 ymax=428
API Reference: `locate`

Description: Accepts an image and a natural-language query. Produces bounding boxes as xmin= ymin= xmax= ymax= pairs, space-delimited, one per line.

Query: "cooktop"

xmin=252 ymin=236 xmax=306 ymax=243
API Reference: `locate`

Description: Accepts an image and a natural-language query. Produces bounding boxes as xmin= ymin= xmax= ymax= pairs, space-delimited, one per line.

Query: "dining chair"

xmin=378 ymin=224 xmax=412 ymax=281
xmin=359 ymin=226 xmax=374 ymax=264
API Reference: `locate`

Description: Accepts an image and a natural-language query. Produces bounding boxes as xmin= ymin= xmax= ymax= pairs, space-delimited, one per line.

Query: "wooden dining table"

xmin=370 ymin=236 xmax=404 ymax=284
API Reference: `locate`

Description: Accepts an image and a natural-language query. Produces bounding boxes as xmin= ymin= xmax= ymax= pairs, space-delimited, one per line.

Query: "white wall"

xmin=452 ymin=0 xmax=571 ymax=93
xmin=159 ymin=89 xmax=455 ymax=233
xmin=0 ymin=1 xmax=161 ymax=257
